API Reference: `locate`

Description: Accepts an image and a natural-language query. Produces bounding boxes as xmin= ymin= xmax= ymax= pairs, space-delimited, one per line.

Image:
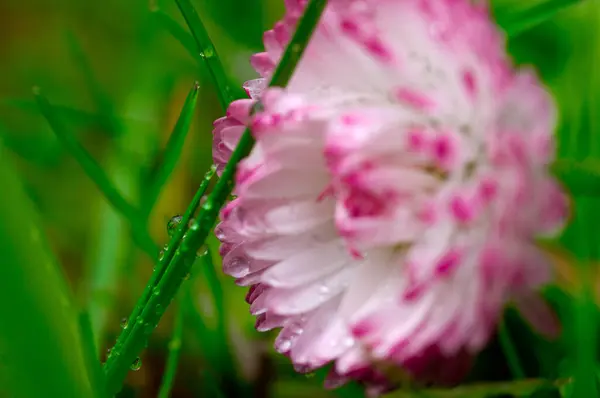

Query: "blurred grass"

xmin=1 ymin=0 xmax=600 ymax=397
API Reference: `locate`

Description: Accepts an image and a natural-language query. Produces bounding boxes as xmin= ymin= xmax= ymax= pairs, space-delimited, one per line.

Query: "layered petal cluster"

xmin=213 ymin=0 xmax=568 ymax=394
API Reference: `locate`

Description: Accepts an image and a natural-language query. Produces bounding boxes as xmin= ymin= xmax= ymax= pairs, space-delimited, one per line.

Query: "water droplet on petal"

xmin=130 ymin=357 xmax=142 ymax=371
xmin=319 ymin=284 xmax=329 ymax=294
xmin=277 ymin=339 xmax=292 ymax=353
xmin=227 ymin=257 xmax=249 ymax=277
xmin=214 ymin=225 xmax=226 ymax=240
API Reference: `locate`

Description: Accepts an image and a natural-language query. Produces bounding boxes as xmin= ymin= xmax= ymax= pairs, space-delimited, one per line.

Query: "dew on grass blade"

xmin=120 ymin=317 xmax=128 ymax=329
xmin=196 ymin=244 xmax=208 ymax=257
xmin=130 ymin=357 xmax=142 ymax=371
xmin=167 ymin=215 xmax=183 ymax=237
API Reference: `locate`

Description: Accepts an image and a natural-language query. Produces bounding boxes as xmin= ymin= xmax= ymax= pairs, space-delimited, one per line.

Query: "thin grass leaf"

xmin=498 ymin=319 xmax=526 ymax=380
xmin=493 ymin=0 xmax=582 ymax=37
xmin=104 ymin=166 xmax=216 ymax=395
xmin=34 ymin=88 xmax=158 ymax=258
xmin=142 ymin=81 xmax=200 ymax=214
xmin=151 ymin=9 xmax=199 ymax=64
xmin=383 ymin=378 xmax=570 ymax=398
xmin=551 ymin=159 xmax=600 ymax=197
xmin=174 ymin=0 xmax=245 ymax=109
xmin=0 ymin=98 xmax=130 ymax=137
xmin=0 ymin=142 xmax=98 ymax=398
xmin=78 ymin=312 xmax=108 ymax=397
xmin=103 ymin=1 xmax=326 ymax=393
xmin=65 ymin=30 xmax=121 ymax=135
xmin=157 ymin=295 xmax=185 ymax=398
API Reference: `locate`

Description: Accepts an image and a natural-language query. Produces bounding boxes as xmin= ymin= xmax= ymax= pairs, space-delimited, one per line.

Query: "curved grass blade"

xmin=493 ymin=0 xmax=582 ymax=37
xmin=78 ymin=312 xmax=108 ymax=397
xmin=0 ymin=142 xmax=99 ymax=398
xmin=34 ymin=88 xmax=159 ymax=258
xmin=157 ymin=295 xmax=185 ymax=398
xmin=65 ymin=30 xmax=121 ymax=135
xmin=151 ymin=9 xmax=199 ymax=64
xmin=498 ymin=319 xmax=526 ymax=379
xmin=103 ymin=166 xmax=216 ymax=395
xmin=552 ymin=159 xmax=600 ymax=197
xmin=142 ymin=81 xmax=201 ymax=214
xmin=102 ymin=1 xmax=327 ymax=393
xmin=174 ymin=0 xmax=245 ymax=109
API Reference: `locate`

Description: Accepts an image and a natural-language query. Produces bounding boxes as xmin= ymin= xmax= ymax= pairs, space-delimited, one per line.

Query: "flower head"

xmin=213 ymin=0 xmax=568 ymax=394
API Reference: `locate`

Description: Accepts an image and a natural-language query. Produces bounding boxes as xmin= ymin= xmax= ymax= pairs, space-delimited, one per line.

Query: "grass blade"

xmin=151 ymin=9 xmax=199 ymax=64
xmin=552 ymin=159 xmax=600 ymax=197
xmin=498 ymin=320 xmax=526 ymax=379
xmin=174 ymin=0 xmax=245 ymax=109
xmin=34 ymin=88 xmax=159 ymax=258
xmin=142 ymin=81 xmax=200 ymax=214
xmin=157 ymin=296 xmax=185 ymax=398
xmin=78 ymin=312 xmax=108 ymax=397
xmin=65 ymin=30 xmax=121 ymax=135
xmin=103 ymin=1 xmax=327 ymax=392
xmin=104 ymin=166 xmax=216 ymax=395
xmin=493 ymin=0 xmax=582 ymax=37
xmin=0 ymin=142 xmax=98 ymax=397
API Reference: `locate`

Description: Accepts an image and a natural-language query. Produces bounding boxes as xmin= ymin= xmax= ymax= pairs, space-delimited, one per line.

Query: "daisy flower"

xmin=212 ymin=0 xmax=568 ymax=394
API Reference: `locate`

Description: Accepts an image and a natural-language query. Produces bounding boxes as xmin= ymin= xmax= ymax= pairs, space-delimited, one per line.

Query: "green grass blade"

xmin=104 ymin=166 xmax=216 ymax=395
xmin=0 ymin=142 xmax=97 ymax=398
xmin=34 ymin=88 xmax=158 ymax=258
xmin=1 ymin=97 xmax=151 ymax=136
xmin=493 ymin=0 xmax=582 ymax=37
xmin=157 ymin=296 xmax=185 ymax=398
xmin=498 ymin=320 xmax=526 ymax=379
xmin=173 ymin=0 xmax=245 ymax=109
xmin=151 ymin=9 xmax=199 ymax=63
xmin=142 ymin=81 xmax=200 ymax=214
xmin=65 ymin=30 xmax=121 ymax=135
xmin=103 ymin=1 xmax=326 ymax=392
xmin=552 ymin=159 xmax=600 ymax=197
xmin=78 ymin=312 xmax=108 ymax=397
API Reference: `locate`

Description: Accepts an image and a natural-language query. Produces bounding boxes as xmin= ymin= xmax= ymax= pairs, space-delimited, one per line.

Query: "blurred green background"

xmin=0 ymin=0 xmax=599 ymax=397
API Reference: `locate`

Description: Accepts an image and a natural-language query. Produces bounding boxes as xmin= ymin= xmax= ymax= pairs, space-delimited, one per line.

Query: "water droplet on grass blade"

xmin=120 ymin=318 xmax=128 ymax=329
xmin=167 ymin=215 xmax=183 ymax=237
xmin=197 ymin=244 xmax=209 ymax=257
xmin=130 ymin=357 xmax=142 ymax=371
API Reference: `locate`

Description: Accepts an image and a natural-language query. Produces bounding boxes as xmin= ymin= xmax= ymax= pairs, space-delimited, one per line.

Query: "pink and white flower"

xmin=213 ymin=0 xmax=568 ymax=394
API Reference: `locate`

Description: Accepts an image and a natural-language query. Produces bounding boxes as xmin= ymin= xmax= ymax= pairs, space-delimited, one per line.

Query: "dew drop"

xmin=167 ymin=215 xmax=183 ymax=237
xmin=158 ymin=250 xmax=165 ymax=262
xmin=227 ymin=257 xmax=249 ymax=277
xmin=278 ymin=339 xmax=292 ymax=352
xmin=120 ymin=318 xmax=129 ymax=329
xmin=196 ymin=244 xmax=209 ymax=257
xmin=214 ymin=225 xmax=226 ymax=240
xmin=319 ymin=284 xmax=329 ymax=294
xmin=136 ymin=317 xmax=144 ymax=326
xmin=130 ymin=357 xmax=142 ymax=371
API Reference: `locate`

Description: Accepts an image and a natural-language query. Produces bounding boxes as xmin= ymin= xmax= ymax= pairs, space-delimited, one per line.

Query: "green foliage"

xmin=0 ymin=143 xmax=99 ymax=398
